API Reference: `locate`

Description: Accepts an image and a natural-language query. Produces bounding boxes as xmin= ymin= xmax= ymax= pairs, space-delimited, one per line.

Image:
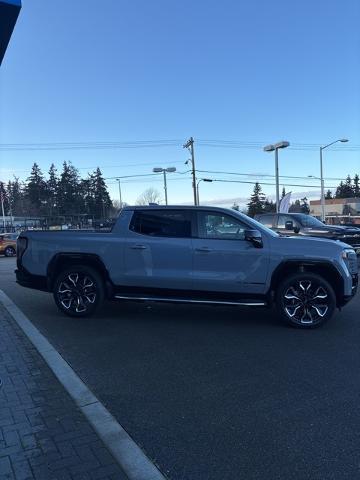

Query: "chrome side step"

xmin=114 ymin=295 xmax=266 ymax=307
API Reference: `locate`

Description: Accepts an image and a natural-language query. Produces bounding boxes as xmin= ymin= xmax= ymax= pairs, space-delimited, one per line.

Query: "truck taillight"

xmin=17 ymin=237 xmax=28 ymax=260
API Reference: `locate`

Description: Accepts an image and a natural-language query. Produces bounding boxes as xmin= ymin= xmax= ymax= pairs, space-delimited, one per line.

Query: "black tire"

xmin=4 ymin=246 xmax=16 ymax=257
xmin=276 ymin=272 xmax=336 ymax=329
xmin=53 ymin=265 xmax=104 ymax=317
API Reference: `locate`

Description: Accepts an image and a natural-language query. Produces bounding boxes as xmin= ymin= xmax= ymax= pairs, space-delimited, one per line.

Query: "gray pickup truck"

xmin=16 ymin=205 xmax=358 ymax=328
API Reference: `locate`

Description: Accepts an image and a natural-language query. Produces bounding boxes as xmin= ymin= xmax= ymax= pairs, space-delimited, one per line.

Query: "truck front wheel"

xmin=53 ymin=265 xmax=104 ymax=317
xmin=276 ymin=272 xmax=336 ymax=328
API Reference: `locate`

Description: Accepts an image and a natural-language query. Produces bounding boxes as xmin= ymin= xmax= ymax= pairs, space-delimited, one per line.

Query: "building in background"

xmin=0 ymin=0 xmax=21 ymax=65
xmin=310 ymin=198 xmax=360 ymax=225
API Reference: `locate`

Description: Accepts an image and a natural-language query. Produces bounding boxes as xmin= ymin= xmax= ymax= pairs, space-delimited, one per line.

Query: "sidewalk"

xmin=0 ymin=303 xmax=127 ymax=480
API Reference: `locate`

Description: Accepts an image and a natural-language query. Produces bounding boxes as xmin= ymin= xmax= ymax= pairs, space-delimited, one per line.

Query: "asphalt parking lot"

xmin=2 ymin=256 xmax=360 ymax=480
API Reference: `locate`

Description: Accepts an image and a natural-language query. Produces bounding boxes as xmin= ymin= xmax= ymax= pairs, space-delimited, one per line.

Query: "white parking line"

xmin=0 ymin=289 xmax=166 ymax=480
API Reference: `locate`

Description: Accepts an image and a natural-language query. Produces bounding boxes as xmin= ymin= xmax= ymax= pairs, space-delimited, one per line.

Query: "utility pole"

xmin=116 ymin=178 xmax=123 ymax=209
xmin=183 ymin=137 xmax=197 ymax=205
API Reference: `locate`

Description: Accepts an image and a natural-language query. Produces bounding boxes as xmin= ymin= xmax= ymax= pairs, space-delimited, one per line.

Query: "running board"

xmin=114 ymin=295 xmax=266 ymax=307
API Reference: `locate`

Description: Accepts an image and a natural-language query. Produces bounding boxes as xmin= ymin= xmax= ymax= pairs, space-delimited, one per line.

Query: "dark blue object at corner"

xmin=0 ymin=0 xmax=21 ymax=66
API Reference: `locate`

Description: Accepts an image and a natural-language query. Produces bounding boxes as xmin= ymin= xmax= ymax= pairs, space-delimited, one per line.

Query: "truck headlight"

xmin=341 ymin=248 xmax=357 ymax=273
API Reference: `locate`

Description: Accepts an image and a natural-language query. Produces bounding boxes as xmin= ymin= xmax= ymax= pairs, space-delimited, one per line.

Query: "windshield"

xmin=297 ymin=214 xmax=325 ymax=228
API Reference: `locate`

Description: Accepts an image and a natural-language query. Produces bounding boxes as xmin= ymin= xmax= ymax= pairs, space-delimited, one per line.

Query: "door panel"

xmin=122 ymin=209 xmax=193 ymax=290
xmin=193 ymin=212 xmax=269 ymax=294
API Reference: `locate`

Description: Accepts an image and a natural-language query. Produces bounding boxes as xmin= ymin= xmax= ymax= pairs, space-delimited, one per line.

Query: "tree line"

xmin=0 ymin=162 xmax=114 ymax=219
xmin=326 ymin=174 xmax=360 ymax=199
xmin=244 ymin=183 xmax=310 ymax=217
xmin=245 ymin=174 xmax=360 ymax=217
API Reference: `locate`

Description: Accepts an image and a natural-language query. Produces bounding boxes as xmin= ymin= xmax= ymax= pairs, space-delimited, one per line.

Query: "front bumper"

xmin=15 ymin=267 xmax=49 ymax=292
xmin=340 ymin=273 xmax=358 ymax=306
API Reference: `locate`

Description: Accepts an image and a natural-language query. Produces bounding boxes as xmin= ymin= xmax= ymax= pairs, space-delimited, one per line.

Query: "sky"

xmin=0 ymin=0 xmax=360 ymax=207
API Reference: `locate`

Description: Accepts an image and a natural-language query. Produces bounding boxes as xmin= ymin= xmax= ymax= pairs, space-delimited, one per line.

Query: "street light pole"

xmin=153 ymin=167 xmax=176 ymax=205
xmin=319 ymin=138 xmax=348 ymax=222
xmin=263 ymin=141 xmax=290 ymax=213
xmin=116 ymin=178 xmax=123 ymax=208
xmin=275 ymin=148 xmax=280 ymax=213
xmin=196 ymin=178 xmax=213 ymax=205
xmin=163 ymin=170 xmax=168 ymax=205
xmin=319 ymin=147 xmax=325 ymax=222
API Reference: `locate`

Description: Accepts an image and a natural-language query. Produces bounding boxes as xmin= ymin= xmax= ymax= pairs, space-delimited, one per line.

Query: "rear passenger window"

xmin=130 ymin=210 xmax=192 ymax=238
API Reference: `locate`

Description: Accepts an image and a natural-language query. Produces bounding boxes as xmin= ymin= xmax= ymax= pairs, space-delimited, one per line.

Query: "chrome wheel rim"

xmin=57 ymin=273 xmax=97 ymax=314
xmin=283 ymin=280 xmax=329 ymax=325
xmin=5 ymin=247 xmax=15 ymax=257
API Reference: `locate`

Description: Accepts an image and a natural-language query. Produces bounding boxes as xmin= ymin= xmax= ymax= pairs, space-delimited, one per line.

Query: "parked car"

xmin=16 ymin=206 xmax=358 ymax=328
xmin=255 ymin=213 xmax=360 ymax=255
xmin=0 ymin=233 xmax=18 ymax=257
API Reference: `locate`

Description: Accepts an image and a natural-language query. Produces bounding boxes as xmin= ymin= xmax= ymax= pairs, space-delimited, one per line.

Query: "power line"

xmin=0 ymin=160 xmax=186 ymax=174
xmin=200 ymin=178 xmax=337 ymax=189
xmin=1 ymin=138 xmax=359 ymax=151
xmin=105 ymin=175 xmax=335 ymax=189
xmin=196 ymin=169 xmax=346 ymax=181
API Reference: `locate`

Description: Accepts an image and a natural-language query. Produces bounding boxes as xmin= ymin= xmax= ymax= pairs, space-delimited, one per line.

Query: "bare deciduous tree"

xmin=136 ymin=188 xmax=162 ymax=205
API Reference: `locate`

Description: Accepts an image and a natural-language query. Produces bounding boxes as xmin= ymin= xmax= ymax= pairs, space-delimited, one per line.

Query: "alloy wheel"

xmin=57 ymin=272 xmax=97 ymax=314
xmin=283 ymin=279 xmax=329 ymax=325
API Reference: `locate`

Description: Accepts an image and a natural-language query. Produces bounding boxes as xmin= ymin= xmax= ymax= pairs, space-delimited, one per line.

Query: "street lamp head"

xmin=263 ymin=144 xmax=275 ymax=152
xmin=202 ymin=178 xmax=213 ymax=183
xmin=274 ymin=141 xmax=290 ymax=149
xmin=339 ymin=138 xmax=349 ymax=143
xmin=153 ymin=167 xmax=163 ymax=173
xmin=165 ymin=167 xmax=176 ymax=173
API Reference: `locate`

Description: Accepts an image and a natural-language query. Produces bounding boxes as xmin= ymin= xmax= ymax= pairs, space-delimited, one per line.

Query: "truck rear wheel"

xmin=276 ymin=272 xmax=336 ymax=328
xmin=53 ymin=265 xmax=104 ymax=317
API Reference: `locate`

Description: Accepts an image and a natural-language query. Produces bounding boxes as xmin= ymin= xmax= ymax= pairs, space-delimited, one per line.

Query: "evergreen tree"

xmin=57 ymin=161 xmax=82 ymax=215
xmin=46 ymin=163 xmax=58 ymax=215
xmin=0 ymin=182 xmax=9 ymax=217
xmin=300 ymin=197 xmax=310 ymax=214
xmin=335 ymin=181 xmax=345 ymax=199
xmin=13 ymin=177 xmax=24 ymax=216
xmin=247 ymin=183 xmax=265 ymax=217
xmin=289 ymin=199 xmax=302 ymax=213
xmin=325 ymin=189 xmax=333 ymax=200
xmin=343 ymin=175 xmax=354 ymax=198
xmin=263 ymin=198 xmax=276 ymax=213
xmin=90 ymin=168 xmax=112 ymax=218
xmin=80 ymin=177 xmax=94 ymax=215
xmin=6 ymin=181 xmax=13 ymax=217
xmin=25 ymin=163 xmax=47 ymax=214
xmin=353 ymin=174 xmax=360 ymax=197
xmin=231 ymin=202 xmax=240 ymax=211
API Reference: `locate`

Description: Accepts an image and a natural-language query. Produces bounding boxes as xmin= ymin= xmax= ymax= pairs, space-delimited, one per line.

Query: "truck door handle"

xmin=130 ymin=244 xmax=147 ymax=250
xmin=195 ymin=247 xmax=212 ymax=252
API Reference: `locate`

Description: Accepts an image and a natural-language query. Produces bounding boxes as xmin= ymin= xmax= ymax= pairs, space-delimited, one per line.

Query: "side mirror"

xmin=245 ymin=229 xmax=263 ymax=248
xmin=285 ymin=220 xmax=294 ymax=231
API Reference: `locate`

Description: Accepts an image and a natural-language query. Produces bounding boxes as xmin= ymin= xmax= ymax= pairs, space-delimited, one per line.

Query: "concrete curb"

xmin=0 ymin=289 xmax=166 ymax=480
